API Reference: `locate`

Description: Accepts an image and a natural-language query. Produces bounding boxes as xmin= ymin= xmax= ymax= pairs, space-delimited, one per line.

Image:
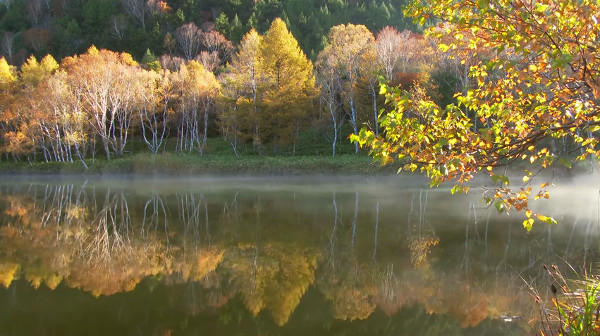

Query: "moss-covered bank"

xmin=0 ymin=153 xmax=399 ymax=175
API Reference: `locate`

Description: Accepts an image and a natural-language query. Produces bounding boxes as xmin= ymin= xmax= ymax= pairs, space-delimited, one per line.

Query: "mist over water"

xmin=0 ymin=174 xmax=597 ymax=335
xmin=531 ymin=173 xmax=600 ymax=223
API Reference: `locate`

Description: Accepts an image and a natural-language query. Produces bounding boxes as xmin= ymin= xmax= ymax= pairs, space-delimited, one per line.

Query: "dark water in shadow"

xmin=0 ymin=175 xmax=598 ymax=335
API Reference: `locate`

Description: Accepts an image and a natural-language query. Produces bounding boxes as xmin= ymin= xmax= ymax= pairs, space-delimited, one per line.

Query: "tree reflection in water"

xmin=0 ymin=178 xmax=597 ymax=334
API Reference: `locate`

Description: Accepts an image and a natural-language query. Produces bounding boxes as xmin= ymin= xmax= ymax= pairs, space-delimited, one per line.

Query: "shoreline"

xmin=0 ymin=152 xmax=401 ymax=176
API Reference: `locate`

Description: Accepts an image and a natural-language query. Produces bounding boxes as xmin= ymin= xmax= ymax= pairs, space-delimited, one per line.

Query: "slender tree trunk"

xmin=349 ymin=85 xmax=358 ymax=154
xmin=203 ymin=107 xmax=208 ymax=149
xmin=329 ymin=100 xmax=338 ymax=157
xmin=103 ymin=139 xmax=111 ymax=160
xmin=370 ymin=81 xmax=379 ymax=137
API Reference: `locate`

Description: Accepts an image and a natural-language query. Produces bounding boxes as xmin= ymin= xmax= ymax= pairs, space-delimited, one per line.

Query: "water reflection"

xmin=0 ymin=176 xmax=598 ymax=334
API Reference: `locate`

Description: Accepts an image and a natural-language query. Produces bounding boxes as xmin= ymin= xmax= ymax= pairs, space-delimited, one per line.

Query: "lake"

xmin=0 ymin=175 xmax=598 ymax=335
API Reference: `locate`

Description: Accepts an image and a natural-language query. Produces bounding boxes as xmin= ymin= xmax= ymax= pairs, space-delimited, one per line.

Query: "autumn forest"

xmin=2 ymin=0 xmax=600 ymax=333
xmin=0 ymin=0 xmax=469 ymax=164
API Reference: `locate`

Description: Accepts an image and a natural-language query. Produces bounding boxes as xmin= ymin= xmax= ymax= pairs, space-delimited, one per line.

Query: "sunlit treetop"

xmin=352 ymin=0 xmax=600 ymax=230
xmin=20 ymin=55 xmax=59 ymax=87
xmin=0 ymin=57 xmax=16 ymax=90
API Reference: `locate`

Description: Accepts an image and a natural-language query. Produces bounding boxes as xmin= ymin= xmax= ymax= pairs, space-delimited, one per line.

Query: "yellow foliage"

xmin=45 ymin=273 xmax=62 ymax=290
xmin=0 ymin=262 xmax=19 ymax=288
xmin=354 ymin=0 xmax=600 ymax=228
xmin=0 ymin=57 xmax=16 ymax=90
xmin=40 ymin=54 xmax=59 ymax=73
xmin=86 ymin=45 xmax=99 ymax=55
xmin=186 ymin=247 xmax=225 ymax=281
xmin=408 ymin=235 xmax=440 ymax=269
xmin=20 ymin=54 xmax=58 ymax=87
xmin=119 ymin=52 xmax=138 ymax=67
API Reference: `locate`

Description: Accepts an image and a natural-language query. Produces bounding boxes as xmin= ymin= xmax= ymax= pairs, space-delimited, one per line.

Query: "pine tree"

xmin=215 ymin=12 xmax=231 ymax=38
xmin=230 ymin=14 xmax=244 ymax=44
xmin=259 ymin=18 xmax=316 ymax=155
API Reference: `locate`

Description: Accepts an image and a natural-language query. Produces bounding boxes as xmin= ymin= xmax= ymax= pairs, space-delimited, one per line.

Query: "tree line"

xmin=0 ymin=0 xmax=414 ymax=63
xmin=0 ymin=17 xmax=468 ymax=164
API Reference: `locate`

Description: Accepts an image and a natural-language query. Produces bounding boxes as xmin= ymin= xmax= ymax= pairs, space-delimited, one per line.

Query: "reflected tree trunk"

xmin=501 ymin=221 xmax=512 ymax=266
xmin=327 ymin=192 xmax=339 ymax=272
xmin=418 ymin=189 xmax=428 ymax=228
xmin=177 ymin=193 xmax=205 ymax=240
xmin=221 ymin=192 xmax=239 ymax=233
xmin=40 ymin=184 xmax=73 ymax=227
xmin=204 ymin=196 xmax=211 ymax=245
xmin=461 ymin=206 xmax=470 ymax=271
xmin=37 ymin=183 xmax=89 ymax=229
xmin=88 ymin=188 xmax=132 ymax=261
xmin=142 ymin=193 xmax=168 ymax=241
xmin=252 ymin=195 xmax=260 ymax=288
xmin=351 ymin=192 xmax=358 ymax=248
xmin=372 ymin=201 xmax=379 ymax=263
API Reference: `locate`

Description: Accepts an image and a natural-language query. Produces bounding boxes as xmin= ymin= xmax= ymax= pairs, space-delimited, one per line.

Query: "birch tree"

xmin=315 ymin=57 xmax=343 ymax=156
xmin=62 ymin=47 xmax=139 ymax=159
xmin=175 ymin=23 xmax=202 ymax=61
xmin=376 ymin=26 xmax=402 ymax=82
xmin=320 ymin=24 xmax=375 ymax=153
xmin=45 ymin=70 xmax=90 ymax=167
xmin=121 ymin=0 xmax=148 ymax=29
xmin=174 ymin=61 xmax=220 ymax=153
xmin=138 ymin=69 xmax=171 ymax=154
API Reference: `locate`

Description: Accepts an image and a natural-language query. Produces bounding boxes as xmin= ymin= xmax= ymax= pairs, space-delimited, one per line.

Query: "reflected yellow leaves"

xmin=176 ymin=246 xmax=224 ymax=282
xmin=0 ymin=184 xmax=532 ymax=329
xmin=408 ymin=235 xmax=439 ymax=269
xmin=443 ymin=284 xmax=489 ymax=328
xmin=68 ymin=239 xmax=166 ymax=297
xmin=0 ymin=262 xmax=19 ymax=288
xmin=3 ymin=194 xmax=35 ymax=225
xmin=321 ymin=267 xmax=378 ymax=321
xmin=227 ymin=242 xmax=319 ymax=326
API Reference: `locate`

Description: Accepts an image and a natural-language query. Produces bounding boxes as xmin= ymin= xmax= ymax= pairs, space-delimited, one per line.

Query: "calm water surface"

xmin=0 ymin=175 xmax=598 ymax=335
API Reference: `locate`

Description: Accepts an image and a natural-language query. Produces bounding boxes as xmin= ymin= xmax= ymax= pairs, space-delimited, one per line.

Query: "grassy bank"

xmin=0 ymin=152 xmax=399 ymax=175
xmin=0 ymin=132 xmax=404 ymax=175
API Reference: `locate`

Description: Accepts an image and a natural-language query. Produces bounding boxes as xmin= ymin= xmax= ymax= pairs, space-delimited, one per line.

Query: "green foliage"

xmin=248 ymin=0 xmax=284 ymax=33
xmin=179 ymin=0 xmax=203 ymax=25
xmin=53 ymin=19 xmax=84 ymax=59
xmin=123 ymin=28 xmax=162 ymax=59
xmin=0 ymin=0 xmax=26 ymax=31
xmin=215 ymin=12 xmax=230 ymax=37
xmin=229 ymin=14 xmax=244 ymax=44
xmin=0 ymin=0 xmax=417 ymax=68
xmin=142 ymin=49 xmax=161 ymax=72
xmin=82 ymin=0 xmax=118 ymax=37
xmin=428 ymin=66 xmax=460 ymax=108
xmin=141 ymin=48 xmax=157 ymax=64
